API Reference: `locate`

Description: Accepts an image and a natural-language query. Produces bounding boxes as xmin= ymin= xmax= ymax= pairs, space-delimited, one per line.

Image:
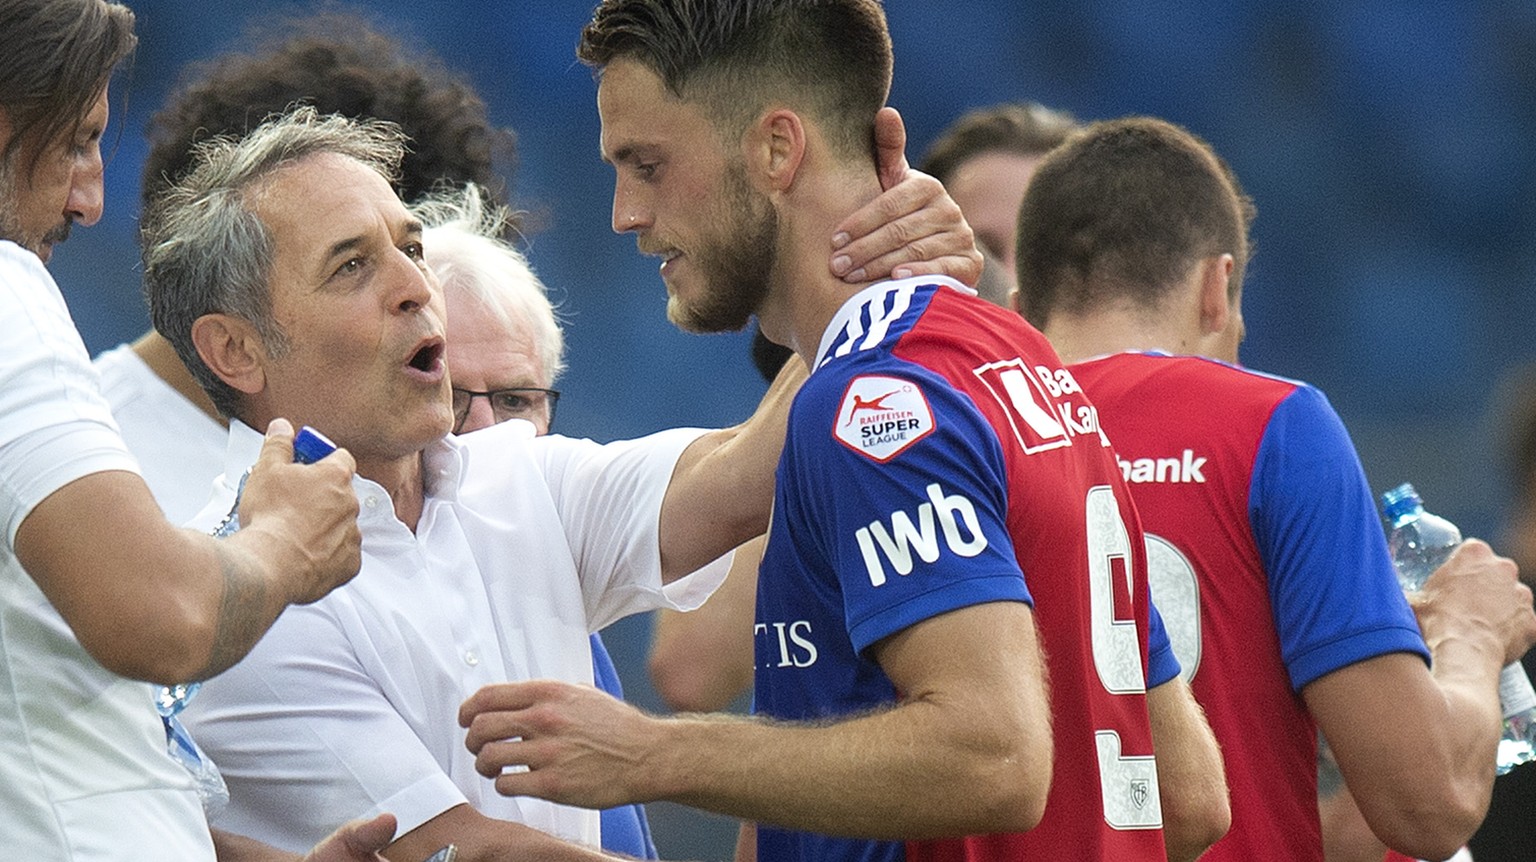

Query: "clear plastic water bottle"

xmin=156 ymin=425 xmax=339 ymax=812
xmin=1382 ymin=483 xmax=1536 ymax=774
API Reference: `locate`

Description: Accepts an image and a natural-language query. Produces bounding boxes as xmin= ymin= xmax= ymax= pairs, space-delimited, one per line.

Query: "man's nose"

xmin=67 ymin=154 xmax=105 ymax=227
xmin=611 ymin=181 xmax=650 ymax=234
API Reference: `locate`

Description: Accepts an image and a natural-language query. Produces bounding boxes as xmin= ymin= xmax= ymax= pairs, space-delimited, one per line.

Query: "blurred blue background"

xmin=53 ymin=1 xmax=1535 ymax=856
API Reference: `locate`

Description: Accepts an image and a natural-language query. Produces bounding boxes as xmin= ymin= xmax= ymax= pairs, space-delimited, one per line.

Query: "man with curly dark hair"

xmin=139 ymin=12 xmax=516 ymax=209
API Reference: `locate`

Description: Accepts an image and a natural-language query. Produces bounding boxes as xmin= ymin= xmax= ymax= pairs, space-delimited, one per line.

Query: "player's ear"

xmin=191 ymin=313 xmax=268 ymax=396
xmin=1197 ymin=254 xmax=1235 ymax=335
xmin=746 ymin=108 xmax=806 ymax=193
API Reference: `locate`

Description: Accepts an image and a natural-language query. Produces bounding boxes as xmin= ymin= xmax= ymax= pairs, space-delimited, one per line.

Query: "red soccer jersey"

xmin=897 ymin=290 xmax=1164 ymax=860
xmin=757 ymin=279 xmax=1169 ymax=860
xmin=1070 ymin=351 xmax=1427 ymax=862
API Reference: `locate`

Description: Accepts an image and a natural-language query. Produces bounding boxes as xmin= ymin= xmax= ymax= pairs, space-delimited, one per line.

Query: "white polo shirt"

xmin=0 ymin=241 xmax=213 ymax=859
xmin=184 ymin=418 xmax=728 ymax=852
xmin=93 ymin=343 xmax=226 ymax=525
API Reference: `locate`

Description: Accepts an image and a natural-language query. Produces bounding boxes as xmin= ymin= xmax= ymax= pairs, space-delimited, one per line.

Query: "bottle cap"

xmin=293 ymin=426 xmax=338 ymax=465
xmin=1381 ymin=482 xmax=1423 ymax=521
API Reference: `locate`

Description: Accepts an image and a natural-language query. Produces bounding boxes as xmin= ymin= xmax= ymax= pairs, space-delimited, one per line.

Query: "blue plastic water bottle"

xmin=1382 ymin=483 xmax=1536 ymax=774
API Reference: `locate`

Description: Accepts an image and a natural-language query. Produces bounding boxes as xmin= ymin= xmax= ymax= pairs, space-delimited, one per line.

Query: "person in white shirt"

xmin=93 ymin=334 xmax=228 ymax=523
xmin=0 ymin=2 xmax=378 ymax=860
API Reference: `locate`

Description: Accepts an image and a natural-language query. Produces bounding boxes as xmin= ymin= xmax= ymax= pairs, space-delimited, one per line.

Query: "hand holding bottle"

xmin=1413 ymin=540 xmax=1536 ymax=668
xmin=1384 ymin=483 xmax=1536 ymax=774
xmin=232 ymin=419 xmax=362 ymax=606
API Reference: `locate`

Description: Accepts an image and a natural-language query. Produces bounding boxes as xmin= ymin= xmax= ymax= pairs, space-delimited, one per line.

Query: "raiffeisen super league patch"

xmin=834 ymin=375 xmax=934 ymax=462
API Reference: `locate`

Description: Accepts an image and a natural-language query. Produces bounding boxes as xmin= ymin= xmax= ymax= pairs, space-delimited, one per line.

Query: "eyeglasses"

xmin=452 ymin=386 xmax=560 ymax=434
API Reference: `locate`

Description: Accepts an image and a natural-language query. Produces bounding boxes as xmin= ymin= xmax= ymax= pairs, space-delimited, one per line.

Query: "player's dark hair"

xmin=1014 ymin=116 xmax=1255 ymax=329
xmin=918 ymin=102 xmax=1080 ymax=187
xmin=577 ymin=0 xmax=891 ymax=161
xmin=142 ymin=11 xmax=515 ymax=215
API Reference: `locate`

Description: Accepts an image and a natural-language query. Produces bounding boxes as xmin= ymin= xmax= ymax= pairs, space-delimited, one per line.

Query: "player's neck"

xmin=761 ymin=163 xmax=883 ymax=369
xmin=1045 ymin=308 xmax=1201 ymax=365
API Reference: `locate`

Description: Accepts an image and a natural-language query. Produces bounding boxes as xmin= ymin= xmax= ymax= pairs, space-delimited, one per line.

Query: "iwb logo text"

xmin=853 ymin=483 xmax=988 ymax=586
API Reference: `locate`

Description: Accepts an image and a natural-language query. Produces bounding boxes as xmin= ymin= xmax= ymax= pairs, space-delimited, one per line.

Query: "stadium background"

xmin=50 ymin=2 xmax=1535 ymax=856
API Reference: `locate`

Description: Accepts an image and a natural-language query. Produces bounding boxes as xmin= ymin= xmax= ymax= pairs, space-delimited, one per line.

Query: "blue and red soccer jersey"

xmin=1069 ymin=350 xmax=1429 ymax=862
xmin=754 ymin=278 xmax=1176 ymax=861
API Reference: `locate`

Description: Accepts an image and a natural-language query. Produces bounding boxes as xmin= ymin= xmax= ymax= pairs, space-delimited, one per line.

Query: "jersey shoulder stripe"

xmin=818 ymin=278 xmax=970 ymax=368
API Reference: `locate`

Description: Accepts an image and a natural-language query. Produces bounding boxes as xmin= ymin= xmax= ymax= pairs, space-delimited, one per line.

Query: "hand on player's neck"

xmin=764 ymin=160 xmax=885 ymax=370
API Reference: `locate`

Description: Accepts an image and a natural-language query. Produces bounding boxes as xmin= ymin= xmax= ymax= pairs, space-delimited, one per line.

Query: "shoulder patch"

xmin=833 ymin=375 xmax=935 ymax=462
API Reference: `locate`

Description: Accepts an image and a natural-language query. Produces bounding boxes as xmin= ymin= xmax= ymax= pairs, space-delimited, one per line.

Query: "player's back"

xmin=757 ymin=278 xmax=1167 ymax=860
xmin=1071 ymin=350 xmax=1424 ymax=861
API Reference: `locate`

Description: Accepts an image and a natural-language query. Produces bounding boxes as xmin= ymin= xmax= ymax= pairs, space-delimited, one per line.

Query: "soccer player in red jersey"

xmin=1014 ymin=116 xmax=1536 ymax=862
xmin=456 ymin=3 xmax=1231 ymax=860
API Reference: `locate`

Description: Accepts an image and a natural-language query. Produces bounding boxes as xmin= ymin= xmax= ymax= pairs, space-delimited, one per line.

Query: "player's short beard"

xmin=667 ymin=161 xmax=779 ymax=334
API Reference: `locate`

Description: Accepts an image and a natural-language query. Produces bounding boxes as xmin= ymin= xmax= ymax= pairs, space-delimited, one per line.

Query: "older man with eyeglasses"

xmin=430 ymin=191 xmax=566 ymax=438
xmin=432 ymin=183 xmax=657 ymax=859
xmin=451 ymin=386 xmax=561 ymax=434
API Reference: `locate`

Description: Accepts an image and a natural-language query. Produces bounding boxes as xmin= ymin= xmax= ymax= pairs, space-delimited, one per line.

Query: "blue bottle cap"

xmin=293 ymin=426 xmax=338 ymax=465
xmin=1381 ymin=482 xmax=1423 ymax=521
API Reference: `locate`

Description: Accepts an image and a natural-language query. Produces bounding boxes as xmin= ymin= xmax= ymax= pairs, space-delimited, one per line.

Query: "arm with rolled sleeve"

xmin=1 ymin=243 xmax=361 ymax=684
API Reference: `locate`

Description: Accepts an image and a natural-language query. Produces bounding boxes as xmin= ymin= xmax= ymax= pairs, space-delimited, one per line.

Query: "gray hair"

xmin=414 ymin=184 xmax=565 ymax=384
xmin=140 ymin=106 xmax=407 ymax=417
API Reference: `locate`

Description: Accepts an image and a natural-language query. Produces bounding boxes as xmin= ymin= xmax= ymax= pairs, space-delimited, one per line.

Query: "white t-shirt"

xmin=184 ymin=418 xmax=728 ymax=852
xmin=0 ymin=241 xmax=213 ymax=860
xmin=92 ymin=343 xmax=226 ymax=525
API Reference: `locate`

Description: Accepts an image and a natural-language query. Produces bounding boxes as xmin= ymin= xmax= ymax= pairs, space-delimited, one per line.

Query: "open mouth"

xmin=407 ymin=339 xmax=444 ymax=375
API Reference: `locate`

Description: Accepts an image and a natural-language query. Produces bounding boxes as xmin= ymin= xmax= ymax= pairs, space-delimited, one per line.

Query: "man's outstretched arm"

xmin=15 ymin=418 xmax=361 ymax=682
xmin=461 ymin=601 xmax=1051 ymax=839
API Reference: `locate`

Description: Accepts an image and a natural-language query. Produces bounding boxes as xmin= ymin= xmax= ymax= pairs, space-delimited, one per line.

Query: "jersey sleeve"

xmin=1145 ymin=594 xmax=1182 ymax=688
xmin=1249 ymin=385 xmax=1429 ymax=691
xmin=184 ymin=602 xmax=466 ymax=851
xmin=0 ymin=244 xmax=138 ymax=546
xmin=784 ymin=360 xmax=1031 ymax=655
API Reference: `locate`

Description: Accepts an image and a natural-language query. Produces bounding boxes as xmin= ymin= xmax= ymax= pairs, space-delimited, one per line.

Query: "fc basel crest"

xmin=833 ymin=374 xmax=934 ymax=462
xmin=1130 ymin=778 xmax=1150 ymax=810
